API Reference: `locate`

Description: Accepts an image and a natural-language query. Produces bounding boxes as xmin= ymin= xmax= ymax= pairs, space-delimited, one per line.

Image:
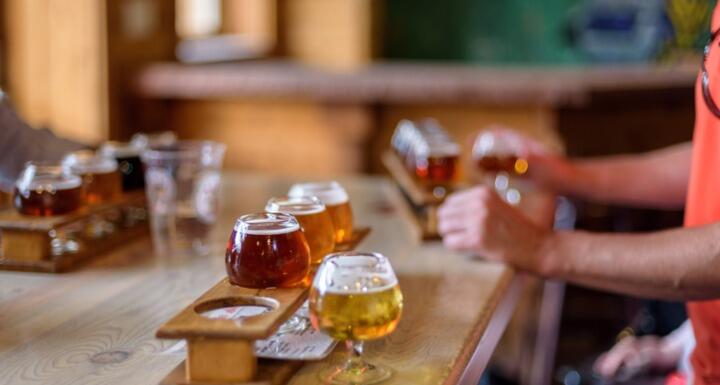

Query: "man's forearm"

xmin=0 ymin=101 xmax=85 ymax=191
xmin=553 ymin=143 xmax=692 ymax=209
xmin=539 ymin=223 xmax=720 ymax=300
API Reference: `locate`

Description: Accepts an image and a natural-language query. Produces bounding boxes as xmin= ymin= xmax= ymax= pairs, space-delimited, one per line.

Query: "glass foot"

xmin=318 ymin=360 xmax=392 ymax=385
xmin=277 ymin=315 xmax=309 ymax=335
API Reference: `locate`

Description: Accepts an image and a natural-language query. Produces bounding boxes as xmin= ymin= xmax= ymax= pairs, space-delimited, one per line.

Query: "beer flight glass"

xmin=310 ymin=252 xmax=403 ymax=385
xmin=391 ymin=119 xmax=460 ymax=189
xmin=14 ymin=161 xmax=84 ymax=216
xmin=288 ymin=182 xmax=354 ymax=245
xmin=225 ymin=212 xmax=311 ymax=289
xmin=472 ymin=130 xmax=528 ymax=205
xmin=264 ymin=195 xmax=337 ymax=334
xmin=414 ymin=141 xmax=460 ymax=184
xmin=265 ymin=196 xmax=335 ymax=266
xmin=62 ymin=150 xmax=122 ymax=204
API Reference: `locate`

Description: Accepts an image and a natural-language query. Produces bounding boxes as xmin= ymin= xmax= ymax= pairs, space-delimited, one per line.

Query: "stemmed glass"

xmin=265 ymin=195 xmax=336 ymax=335
xmin=472 ymin=130 xmax=528 ymax=205
xmin=310 ymin=252 xmax=403 ymax=385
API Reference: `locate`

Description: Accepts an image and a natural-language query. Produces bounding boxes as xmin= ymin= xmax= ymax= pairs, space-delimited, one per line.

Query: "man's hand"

xmin=480 ymin=127 xmax=573 ymax=192
xmin=437 ymin=185 xmax=551 ymax=273
xmin=593 ymin=335 xmax=683 ymax=380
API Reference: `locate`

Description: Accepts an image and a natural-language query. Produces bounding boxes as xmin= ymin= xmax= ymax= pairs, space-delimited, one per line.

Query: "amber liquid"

xmin=310 ymin=284 xmax=403 ymax=341
xmin=326 ymin=202 xmax=354 ymax=245
xmin=81 ymin=170 xmax=122 ymax=204
xmin=14 ymin=185 xmax=83 ymax=216
xmin=225 ymin=229 xmax=311 ymax=288
xmin=415 ymin=155 xmax=458 ymax=183
xmin=295 ymin=211 xmax=336 ymax=265
xmin=0 ymin=191 xmax=10 ymax=209
xmin=476 ymin=155 xmax=528 ymax=175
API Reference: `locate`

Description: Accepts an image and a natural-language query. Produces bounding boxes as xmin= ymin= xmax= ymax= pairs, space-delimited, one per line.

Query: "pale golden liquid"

xmin=309 ymin=285 xmax=403 ymax=341
xmin=326 ymin=201 xmax=354 ymax=244
xmin=295 ymin=210 xmax=336 ymax=265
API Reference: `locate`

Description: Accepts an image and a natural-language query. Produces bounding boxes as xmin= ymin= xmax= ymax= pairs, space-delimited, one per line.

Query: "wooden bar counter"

xmin=0 ymin=172 xmax=553 ymax=385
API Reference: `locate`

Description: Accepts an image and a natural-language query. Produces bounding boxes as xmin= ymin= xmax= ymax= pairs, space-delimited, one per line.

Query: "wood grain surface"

xmin=0 ymin=192 xmax=148 ymax=272
xmin=0 ymin=172 xmax=547 ymax=385
xmin=156 ymin=279 xmax=307 ymax=341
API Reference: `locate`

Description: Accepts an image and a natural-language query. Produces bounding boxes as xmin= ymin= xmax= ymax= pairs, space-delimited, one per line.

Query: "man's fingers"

xmin=444 ymin=186 xmax=494 ymax=207
xmin=594 ymin=339 xmax=637 ymax=379
xmin=437 ymin=202 xmax=485 ymax=223
xmin=437 ymin=216 xmax=469 ymax=235
xmin=441 ymin=232 xmax=476 ymax=252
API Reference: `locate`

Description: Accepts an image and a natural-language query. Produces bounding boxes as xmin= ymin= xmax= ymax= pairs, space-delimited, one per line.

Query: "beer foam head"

xmin=265 ymin=196 xmax=325 ymax=216
xmin=472 ymin=131 xmax=519 ymax=158
xmin=15 ymin=162 xmax=82 ymax=193
xmin=288 ymin=181 xmax=348 ymax=206
xmin=235 ymin=212 xmax=300 ymax=235
xmin=314 ymin=252 xmax=398 ymax=294
xmin=99 ymin=141 xmax=141 ymax=158
xmin=62 ymin=150 xmax=118 ymax=174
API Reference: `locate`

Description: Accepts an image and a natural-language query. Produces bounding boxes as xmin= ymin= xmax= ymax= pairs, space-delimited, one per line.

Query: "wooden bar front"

xmin=0 ymin=173 xmax=553 ymax=385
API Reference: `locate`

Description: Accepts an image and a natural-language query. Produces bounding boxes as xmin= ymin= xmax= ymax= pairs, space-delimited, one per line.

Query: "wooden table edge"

xmin=452 ymin=272 xmax=527 ymax=385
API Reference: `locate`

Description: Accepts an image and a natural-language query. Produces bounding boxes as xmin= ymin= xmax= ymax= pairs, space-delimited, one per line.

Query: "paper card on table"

xmin=161 ymin=301 xmax=337 ymax=361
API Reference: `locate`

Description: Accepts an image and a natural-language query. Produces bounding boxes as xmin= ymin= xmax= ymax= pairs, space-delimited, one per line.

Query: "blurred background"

xmin=0 ymin=0 xmax=714 ymax=384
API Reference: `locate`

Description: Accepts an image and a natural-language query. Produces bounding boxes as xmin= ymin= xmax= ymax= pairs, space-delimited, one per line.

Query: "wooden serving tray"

xmin=157 ymin=279 xmax=308 ymax=384
xmin=335 ymin=226 xmax=370 ymax=252
xmin=157 ymin=227 xmax=370 ymax=385
xmin=381 ymin=151 xmax=463 ymax=239
xmin=0 ymin=192 xmax=148 ymax=272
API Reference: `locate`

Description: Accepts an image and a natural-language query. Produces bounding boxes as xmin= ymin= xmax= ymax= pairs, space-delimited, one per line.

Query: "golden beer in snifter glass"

xmin=288 ymin=181 xmax=354 ymax=245
xmin=310 ymin=252 xmax=403 ymax=385
xmin=265 ymin=195 xmax=335 ymax=266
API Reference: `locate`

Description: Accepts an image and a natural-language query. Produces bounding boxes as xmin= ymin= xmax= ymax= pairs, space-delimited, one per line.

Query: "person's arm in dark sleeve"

xmin=0 ymin=98 xmax=86 ymax=192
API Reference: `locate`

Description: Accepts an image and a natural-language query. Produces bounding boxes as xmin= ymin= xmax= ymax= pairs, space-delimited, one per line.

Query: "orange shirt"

xmin=685 ymin=5 xmax=720 ymax=385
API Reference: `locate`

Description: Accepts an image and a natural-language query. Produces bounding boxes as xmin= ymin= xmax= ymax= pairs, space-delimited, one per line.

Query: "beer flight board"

xmin=0 ymin=192 xmax=148 ymax=272
xmin=384 ymin=119 xmax=529 ymax=239
xmin=0 ymin=141 xmax=150 ymax=272
xmin=156 ymin=228 xmax=370 ymax=385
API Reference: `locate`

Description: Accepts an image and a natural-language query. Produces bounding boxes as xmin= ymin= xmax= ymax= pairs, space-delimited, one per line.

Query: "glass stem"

xmin=344 ymin=340 xmax=366 ymax=370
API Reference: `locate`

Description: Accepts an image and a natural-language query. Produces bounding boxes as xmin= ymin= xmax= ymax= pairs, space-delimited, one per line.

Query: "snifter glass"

xmin=288 ymin=181 xmax=354 ymax=245
xmin=472 ymin=130 xmax=527 ymax=206
xmin=14 ymin=162 xmax=83 ymax=216
xmin=472 ymin=130 xmax=528 ymax=176
xmin=310 ymin=252 xmax=403 ymax=385
xmin=265 ymin=195 xmax=335 ymax=266
xmin=62 ymin=150 xmax=122 ymax=204
xmin=225 ymin=212 xmax=311 ymax=289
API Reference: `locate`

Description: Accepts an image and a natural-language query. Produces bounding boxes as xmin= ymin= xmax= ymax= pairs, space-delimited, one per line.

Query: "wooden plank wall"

xmin=282 ymin=0 xmax=380 ymax=70
xmin=171 ymin=99 xmax=375 ymax=177
xmin=3 ymin=0 xmax=175 ymax=143
xmin=4 ymin=0 xmax=108 ymax=144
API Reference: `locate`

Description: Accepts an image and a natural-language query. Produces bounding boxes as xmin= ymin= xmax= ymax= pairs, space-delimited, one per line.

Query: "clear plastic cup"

xmin=140 ymin=140 xmax=226 ymax=256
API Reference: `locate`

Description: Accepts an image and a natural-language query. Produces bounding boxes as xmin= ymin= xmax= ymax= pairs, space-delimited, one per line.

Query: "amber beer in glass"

xmin=414 ymin=142 xmax=460 ymax=184
xmin=472 ymin=131 xmax=529 ymax=176
xmin=63 ymin=150 xmax=122 ymax=204
xmin=288 ymin=181 xmax=353 ymax=245
xmin=265 ymin=196 xmax=335 ymax=265
xmin=14 ymin=162 xmax=84 ymax=216
xmin=225 ymin=213 xmax=311 ymax=288
xmin=310 ymin=252 xmax=403 ymax=385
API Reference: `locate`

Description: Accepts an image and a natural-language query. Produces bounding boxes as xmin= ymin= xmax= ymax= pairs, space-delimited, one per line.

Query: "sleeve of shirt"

xmin=0 ymin=100 xmax=86 ymax=192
